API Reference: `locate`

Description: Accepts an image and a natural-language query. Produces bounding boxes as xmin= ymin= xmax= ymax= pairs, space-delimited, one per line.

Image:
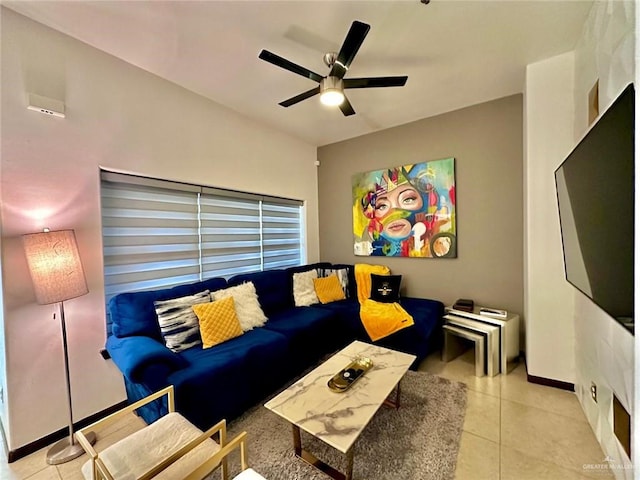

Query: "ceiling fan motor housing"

xmin=323 ymin=52 xmax=339 ymax=68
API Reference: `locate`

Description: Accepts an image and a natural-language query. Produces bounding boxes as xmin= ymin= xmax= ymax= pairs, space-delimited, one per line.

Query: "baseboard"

xmin=7 ymin=400 xmax=128 ymax=463
xmin=526 ymin=371 xmax=575 ymax=392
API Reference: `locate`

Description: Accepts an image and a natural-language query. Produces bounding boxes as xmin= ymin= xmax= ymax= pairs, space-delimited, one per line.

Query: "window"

xmin=101 ymin=171 xmax=304 ymax=303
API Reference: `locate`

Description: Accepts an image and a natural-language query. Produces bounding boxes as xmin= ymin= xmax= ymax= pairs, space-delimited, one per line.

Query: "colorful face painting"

xmin=352 ymin=158 xmax=457 ymax=258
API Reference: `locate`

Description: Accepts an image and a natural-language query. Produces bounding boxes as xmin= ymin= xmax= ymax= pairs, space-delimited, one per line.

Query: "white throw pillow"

xmin=293 ymin=270 xmax=319 ymax=307
xmin=211 ymin=282 xmax=267 ymax=331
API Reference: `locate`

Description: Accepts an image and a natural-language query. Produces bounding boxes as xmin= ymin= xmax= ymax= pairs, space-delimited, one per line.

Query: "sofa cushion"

xmin=398 ymin=297 xmax=444 ymax=339
xmin=193 ymin=297 xmax=244 ymax=348
xmin=171 ymin=328 xmax=289 ymax=429
xmin=312 ymin=296 xmax=443 ymax=355
xmin=311 ymin=296 xmax=444 ymax=369
xmin=292 ymin=269 xmax=319 ymax=306
xmin=109 ymin=277 xmax=228 ymax=340
xmin=211 ymin=282 xmax=267 ymax=331
xmin=154 ymin=290 xmax=211 ymax=352
xmin=310 ymin=298 xmax=367 ymax=339
xmin=228 ymin=270 xmax=291 ymax=317
xmin=263 ymin=307 xmax=343 ymax=368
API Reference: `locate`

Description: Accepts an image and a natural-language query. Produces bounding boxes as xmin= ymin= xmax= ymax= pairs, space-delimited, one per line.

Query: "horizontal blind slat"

xmin=101 ymin=171 xmax=304 ymax=306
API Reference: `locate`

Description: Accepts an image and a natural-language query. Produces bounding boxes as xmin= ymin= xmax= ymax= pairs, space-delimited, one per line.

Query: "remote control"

xmin=479 ymin=307 xmax=507 ymax=318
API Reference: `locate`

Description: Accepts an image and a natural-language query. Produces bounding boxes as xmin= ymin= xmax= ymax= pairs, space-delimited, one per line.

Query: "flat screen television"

xmin=555 ymin=83 xmax=634 ymax=334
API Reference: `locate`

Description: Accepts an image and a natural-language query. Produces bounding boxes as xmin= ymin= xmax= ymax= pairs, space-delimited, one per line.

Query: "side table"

xmin=443 ymin=307 xmax=520 ymax=376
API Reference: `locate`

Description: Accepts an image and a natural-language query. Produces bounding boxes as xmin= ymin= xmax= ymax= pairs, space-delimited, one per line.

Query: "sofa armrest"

xmin=106 ymin=335 xmax=188 ymax=383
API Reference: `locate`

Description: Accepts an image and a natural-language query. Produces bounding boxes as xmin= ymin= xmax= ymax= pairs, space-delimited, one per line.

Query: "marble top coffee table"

xmin=264 ymin=340 xmax=416 ymax=480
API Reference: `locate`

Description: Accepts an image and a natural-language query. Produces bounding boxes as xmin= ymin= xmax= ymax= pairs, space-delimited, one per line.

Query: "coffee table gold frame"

xmin=290 ymin=382 xmax=402 ymax=480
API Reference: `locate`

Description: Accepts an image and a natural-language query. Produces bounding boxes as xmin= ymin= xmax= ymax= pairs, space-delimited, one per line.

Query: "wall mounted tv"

xmin=555 ymin=83 xmax=634 ymax=334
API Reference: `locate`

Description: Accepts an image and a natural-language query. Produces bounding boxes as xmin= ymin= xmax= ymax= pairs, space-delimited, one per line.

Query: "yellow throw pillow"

xmin=192 ymin=297 xmax=243 ymax=349
xmin=313 ymin=274 xmax=347 ymax=304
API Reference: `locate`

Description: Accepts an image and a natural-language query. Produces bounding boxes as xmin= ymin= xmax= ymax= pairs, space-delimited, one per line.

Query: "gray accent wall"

xmin=317 ymin=94 xmax=524 ymax=319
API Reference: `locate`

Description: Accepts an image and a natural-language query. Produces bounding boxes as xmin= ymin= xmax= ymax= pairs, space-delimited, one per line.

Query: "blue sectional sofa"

xmin=106 ymin=263 xmax=444 ymax=430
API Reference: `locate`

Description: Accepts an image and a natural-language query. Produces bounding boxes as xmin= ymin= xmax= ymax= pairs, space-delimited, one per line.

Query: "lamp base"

xmin=46 ymin=431 xmax=96 ymax=465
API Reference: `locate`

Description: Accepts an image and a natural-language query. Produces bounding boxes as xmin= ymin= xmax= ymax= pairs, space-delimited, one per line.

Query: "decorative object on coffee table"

xmin=327 ymin=356 xmax=373 ymax=392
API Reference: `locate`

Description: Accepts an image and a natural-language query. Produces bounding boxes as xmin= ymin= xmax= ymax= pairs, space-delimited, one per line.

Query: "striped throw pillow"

xmin=154 ymin=290 xmax=211 ymax=352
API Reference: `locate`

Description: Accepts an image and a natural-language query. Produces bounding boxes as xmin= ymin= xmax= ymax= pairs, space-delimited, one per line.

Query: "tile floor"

xmin=1 ymin=350 xmax=610 ymax=480
xmin=419 ymin=350 xmax=612 ymax=480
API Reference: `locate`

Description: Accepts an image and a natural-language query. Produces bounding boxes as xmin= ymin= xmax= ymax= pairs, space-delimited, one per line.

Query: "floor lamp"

xmin=22 ymin=229 xmax=97 ymax=465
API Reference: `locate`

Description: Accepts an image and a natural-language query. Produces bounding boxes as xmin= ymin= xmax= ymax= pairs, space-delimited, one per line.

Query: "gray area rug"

xmin=227 ymin=370 xmax=467 ymax=480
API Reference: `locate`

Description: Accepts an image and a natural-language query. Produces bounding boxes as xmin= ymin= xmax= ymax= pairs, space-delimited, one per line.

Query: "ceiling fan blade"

xmin=329 ymin=21 xmax=370 ymax=79
xmin=259 ymin=50 xmax=324 ymax=83
xmin=344 ymin=76 xmax=408 ymax=89
xmin=339 ymin=96 xmax=356 ymax=116
xmin=279 ymin=86 xmax=321 ymax=107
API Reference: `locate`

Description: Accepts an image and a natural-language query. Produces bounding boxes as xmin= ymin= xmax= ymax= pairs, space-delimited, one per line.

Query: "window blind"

xmin=100 ymin=171 xmax=304 ymax=304
xmin=199 ymin=194 xmax=262 ymax=277
xmin=262 ymin=200 xmax=303 ymax=270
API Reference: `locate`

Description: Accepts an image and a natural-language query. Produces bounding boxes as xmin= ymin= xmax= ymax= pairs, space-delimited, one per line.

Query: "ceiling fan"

xmin=259 ymin=21 xmax=408 ymax=116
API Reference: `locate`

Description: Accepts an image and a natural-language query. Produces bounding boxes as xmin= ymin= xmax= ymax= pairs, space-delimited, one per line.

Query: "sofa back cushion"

xmin=228 ymin=270 xmax=290 ymax=317
xmin=109 ymin=277 xmax=228 ymax=339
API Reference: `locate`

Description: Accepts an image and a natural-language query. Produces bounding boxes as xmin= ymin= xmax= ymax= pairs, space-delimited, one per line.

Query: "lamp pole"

xmin=45 ymin=300 xmax=97 ymax=464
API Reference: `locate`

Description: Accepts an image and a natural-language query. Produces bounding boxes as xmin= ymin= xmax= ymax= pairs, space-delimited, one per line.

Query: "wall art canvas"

xmin=352 ymin=157 xmax=456 ymax=258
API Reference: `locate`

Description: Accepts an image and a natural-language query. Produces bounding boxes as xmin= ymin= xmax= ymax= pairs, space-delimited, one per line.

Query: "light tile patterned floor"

xmin=419 ymin=350 xmax=612 ymax=480
xmin=2 ymin=350 xmax=610 ymax=479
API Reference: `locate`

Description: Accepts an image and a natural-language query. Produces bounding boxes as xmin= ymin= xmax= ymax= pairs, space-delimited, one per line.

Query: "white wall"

xmin=524 ymin=52 xmax=577 ymax=384
xmin=572 ymin=1 xmax=635 ymax=476
xmin=0 ymin=8 xmax=319 ymax=451
xmin=525 ymin=1 xmax=634 ymax=477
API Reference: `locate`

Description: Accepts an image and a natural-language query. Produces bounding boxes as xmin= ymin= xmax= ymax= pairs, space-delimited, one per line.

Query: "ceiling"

xmin=3 ymin=1 xmax=593 ymax=147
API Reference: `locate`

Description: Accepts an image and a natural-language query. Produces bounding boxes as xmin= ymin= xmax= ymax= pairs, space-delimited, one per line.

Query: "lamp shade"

xmin=22 ymin=229 xmax=88 ymax=305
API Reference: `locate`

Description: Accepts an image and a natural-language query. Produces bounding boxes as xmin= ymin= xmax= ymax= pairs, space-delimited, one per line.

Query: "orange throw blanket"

xmin=354 ymin=264 xmax=414 ymax=342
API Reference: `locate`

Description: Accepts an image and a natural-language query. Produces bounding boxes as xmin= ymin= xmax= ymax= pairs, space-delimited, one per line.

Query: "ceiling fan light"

xmin=320 ymin=77 xmax=345 ymax=106
xmin=320 ymin=89 xmax=345 ymax=106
